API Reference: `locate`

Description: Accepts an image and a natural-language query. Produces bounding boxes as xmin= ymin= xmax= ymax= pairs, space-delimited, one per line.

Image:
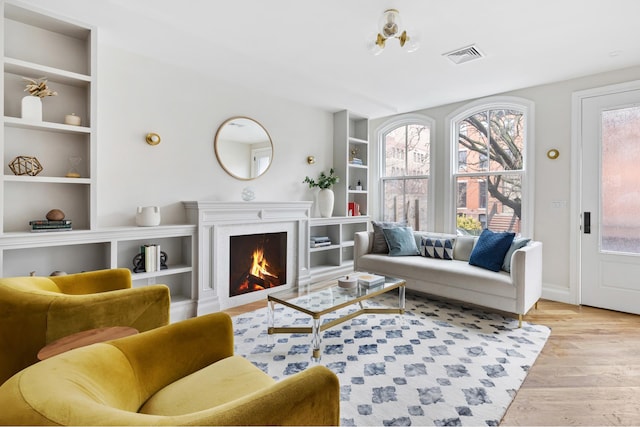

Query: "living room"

xmin=2 ymin=0 xmax=640 ymax=425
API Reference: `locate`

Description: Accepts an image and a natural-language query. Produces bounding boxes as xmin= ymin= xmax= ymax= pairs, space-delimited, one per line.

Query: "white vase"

xmin=317 ymin=189 xmax=334 ymax=218
xmin=21 ymin=96 xmax=42 ymax=122
xmin=136 ymin=206 xmax=161 ymax=226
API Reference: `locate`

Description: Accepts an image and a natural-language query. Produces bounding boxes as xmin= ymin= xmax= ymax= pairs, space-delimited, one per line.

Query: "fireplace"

xmin=229 ymin=232 xmax=287 ymax=296
xmin=183 ymin=200 xmax=312 ymax=312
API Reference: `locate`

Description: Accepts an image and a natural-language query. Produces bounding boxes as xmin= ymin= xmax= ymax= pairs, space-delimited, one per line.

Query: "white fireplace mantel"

xmin=183 ymin=201 xmax=312 ymax=313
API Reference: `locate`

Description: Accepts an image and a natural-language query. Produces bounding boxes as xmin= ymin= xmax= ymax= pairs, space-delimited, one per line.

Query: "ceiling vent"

xmin=443 ymin=44 xmax=484 ymax=64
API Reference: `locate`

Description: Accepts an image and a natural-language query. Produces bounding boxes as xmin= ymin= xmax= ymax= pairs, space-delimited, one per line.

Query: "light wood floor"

xmin=224 ymin=296 xmax=640 ymax=426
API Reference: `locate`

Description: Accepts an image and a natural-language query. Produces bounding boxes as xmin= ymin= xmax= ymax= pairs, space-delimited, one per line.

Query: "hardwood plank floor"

xmin=225 ymin=296 xmax=640 ymax=425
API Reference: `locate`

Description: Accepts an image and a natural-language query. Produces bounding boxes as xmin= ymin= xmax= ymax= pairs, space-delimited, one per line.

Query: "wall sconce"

xmin=146 ymin=132 xmax=161 ymax=146
xmin=368 ymin=9 xmax=420 ymax=56
xmin=307 ymin=156 xmax=316 ymax=164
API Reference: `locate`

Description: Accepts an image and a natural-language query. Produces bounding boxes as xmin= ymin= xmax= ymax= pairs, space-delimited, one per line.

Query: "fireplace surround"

xmin=183 ymin=201 xmax=312 ymax=312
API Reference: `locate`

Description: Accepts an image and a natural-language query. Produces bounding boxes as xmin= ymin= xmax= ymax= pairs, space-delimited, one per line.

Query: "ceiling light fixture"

xmin=368 ymin=9 xmax=420 ymax=56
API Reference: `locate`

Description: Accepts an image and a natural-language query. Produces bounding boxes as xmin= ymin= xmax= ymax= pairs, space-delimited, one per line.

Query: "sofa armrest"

xmin=511 ymin=241 xmax=543 ymax=314
xmin=354 ymin=231 xmax=374 ymax=271
xmin=52 ymin=268 xmax=133 ymax=294
xmin=185 ymin=365 xmax=340 ymax=426
xmin=46 ymin=284 xmax=170 ymax=342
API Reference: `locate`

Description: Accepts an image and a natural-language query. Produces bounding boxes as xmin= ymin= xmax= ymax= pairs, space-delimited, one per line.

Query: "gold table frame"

xmin=267 ymin=277 xmax=406 ymax=360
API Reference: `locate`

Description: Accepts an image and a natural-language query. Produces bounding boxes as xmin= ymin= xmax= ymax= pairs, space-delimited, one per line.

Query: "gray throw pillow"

xmin=371 ymin=220 xmax=405 ymax=253
xmin=502 ymin=237 xmax=531 ymax=272
xmin=453 ymin=236 xmax=477 ymax=261
xmin=382 ymin=227 xmax=420 ymax=256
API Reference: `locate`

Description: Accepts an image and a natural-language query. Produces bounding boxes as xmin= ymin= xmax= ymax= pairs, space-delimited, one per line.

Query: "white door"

xmin=580 ymin=84 xmax=640 ymax=313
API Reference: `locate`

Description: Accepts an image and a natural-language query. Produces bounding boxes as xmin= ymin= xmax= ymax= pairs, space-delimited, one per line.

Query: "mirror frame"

xmin=214 ymin=116 xmax=273 ymax=180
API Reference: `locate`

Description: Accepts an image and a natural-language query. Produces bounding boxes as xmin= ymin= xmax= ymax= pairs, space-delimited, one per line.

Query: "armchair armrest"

xmin=52 ymin=268 xmax=133 ymax=294
xmin=109 ymin=312 xmax=234 ymax=395
xmin=46 ymin=284 xmax=170 ymax=342
xmin=183 ymin=365 xmax=340 ymax=426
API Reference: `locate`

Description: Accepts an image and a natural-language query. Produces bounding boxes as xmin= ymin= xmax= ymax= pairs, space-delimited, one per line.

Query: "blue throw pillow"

xmin=420 ymin=237 xmax=454 ymax=260
xmin=501 ymin=237 xmax=531 ymax=272
xmin=469 ymin=229 xmax=515 ymax=272
xmin=382 ymin=227 xmax=420 ymax=257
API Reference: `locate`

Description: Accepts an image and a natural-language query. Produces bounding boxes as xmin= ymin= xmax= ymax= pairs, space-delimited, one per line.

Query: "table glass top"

xmin=268 ymin=276 xmax=404 ymax=314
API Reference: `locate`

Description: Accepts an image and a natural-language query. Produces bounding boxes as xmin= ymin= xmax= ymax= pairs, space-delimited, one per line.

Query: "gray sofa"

xmin=354 ymin=231 xmax=542 ymax=327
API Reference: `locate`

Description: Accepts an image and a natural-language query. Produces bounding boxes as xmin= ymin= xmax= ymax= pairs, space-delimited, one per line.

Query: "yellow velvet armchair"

xmin=0 ymin=311 xmax=340 ymax=426
xmin=0 ymin=268 xmax=170 ymax=385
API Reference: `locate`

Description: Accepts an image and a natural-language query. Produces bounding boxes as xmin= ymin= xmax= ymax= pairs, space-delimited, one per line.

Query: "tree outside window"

xmin=454 ymin=108 xmax=525 ymax=235
xmin=382 ymin=123 xmax=431 ymax=230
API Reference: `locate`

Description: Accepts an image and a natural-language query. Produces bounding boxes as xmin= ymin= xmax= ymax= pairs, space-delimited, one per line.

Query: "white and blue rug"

xmin=232 ymin=291 xmax=550 ymax=426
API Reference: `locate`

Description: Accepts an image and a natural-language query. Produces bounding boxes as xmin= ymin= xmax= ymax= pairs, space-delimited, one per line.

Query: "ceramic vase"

xmin=21 ymin=96 xmax=42 ymax=121
xmin=317 ymin=189 xmax=334 ymax=218
xmin=136 ymin=206 xmax=161 ymax=226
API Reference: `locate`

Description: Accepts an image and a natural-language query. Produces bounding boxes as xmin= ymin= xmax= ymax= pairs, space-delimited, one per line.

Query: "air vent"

xmin=443 ymin=44 xmax=484 ymax=64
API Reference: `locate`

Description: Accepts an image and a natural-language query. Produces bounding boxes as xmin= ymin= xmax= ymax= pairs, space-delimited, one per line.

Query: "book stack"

xmin=348 ymin=202 xmax=361 ymax=216
xmin=142 ymin=244 xmax=162 ymax=272
xmin=357 ymin=273 xmax=385 ymax=288
xmin=29 ymin=219 xmax=72 ymax=232
xmin=351 ymin=157 xmax=363 ymax=165
xmin=310 ymin=236 xmax=331 ymax=248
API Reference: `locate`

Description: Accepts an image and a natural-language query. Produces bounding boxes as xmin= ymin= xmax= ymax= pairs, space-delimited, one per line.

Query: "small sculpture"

xmin=46 ymin=209 xmax=65 ymax=221
xmin=9 ymin=156 xmax=43 ymax=176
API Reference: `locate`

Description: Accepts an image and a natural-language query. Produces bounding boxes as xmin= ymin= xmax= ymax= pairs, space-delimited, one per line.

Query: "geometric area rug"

xmin=232 ymin=291 xmax=551 ymax=426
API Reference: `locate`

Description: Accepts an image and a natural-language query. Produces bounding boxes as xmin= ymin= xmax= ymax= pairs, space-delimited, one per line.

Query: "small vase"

xmin=21 ymin=96 xmax=42 ymax=122
xmin=317 ymin=189 xmax=334 ymax=218
xmin=136 ymin=206 xmax=161 ymax=226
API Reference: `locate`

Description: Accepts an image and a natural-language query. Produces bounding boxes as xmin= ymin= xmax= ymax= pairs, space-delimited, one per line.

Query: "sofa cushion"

xmin=140 ymin=355 xmax=275 ymax=416
xmin=382 ymin=227 xmax=420 ymax=257
xmin=371 ymin=221 xmax=405 ymax=253
xmin=469 ymin=229 xmax=515 ymax=272
xmin=453 ymin=236 xmax=477 ymax=262
xmin=502 ymin=237 xmax=531 ymax=272
xmin=421 ymin=237 xmax=453 ymax=260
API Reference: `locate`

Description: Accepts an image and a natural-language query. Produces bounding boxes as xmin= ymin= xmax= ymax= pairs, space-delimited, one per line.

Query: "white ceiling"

xmin=20 ymin=0 xmax=640 ymax=118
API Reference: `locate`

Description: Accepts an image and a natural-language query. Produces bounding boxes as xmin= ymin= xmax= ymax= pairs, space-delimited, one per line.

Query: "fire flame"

xmin=250 ymin=247 xmax=278 ymax=280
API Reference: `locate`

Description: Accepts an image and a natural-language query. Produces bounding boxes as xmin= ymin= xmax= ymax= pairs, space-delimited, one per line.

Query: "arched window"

xmin=446 ymin=97 xmax=534 ymax=236
xmin=378 ymin=115 xmax=435 ymax=231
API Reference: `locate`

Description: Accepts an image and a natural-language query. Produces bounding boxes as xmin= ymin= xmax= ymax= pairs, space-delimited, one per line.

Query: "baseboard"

xmin=541 ymin=283 xmax=577 ymax=305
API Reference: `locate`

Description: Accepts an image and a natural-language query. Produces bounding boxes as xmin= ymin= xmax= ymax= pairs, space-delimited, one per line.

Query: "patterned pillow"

xmin=420 ymin=237 xmax=454 ymax=260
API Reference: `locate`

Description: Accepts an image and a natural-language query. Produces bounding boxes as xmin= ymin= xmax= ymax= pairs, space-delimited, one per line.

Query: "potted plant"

xmin=21 ymin=77 xmax=57 ymax=122
xmin=303 ymin=168 xmax=339 ymax=218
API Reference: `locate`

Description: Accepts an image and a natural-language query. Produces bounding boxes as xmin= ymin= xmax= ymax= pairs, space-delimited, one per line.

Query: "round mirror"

xmin=214 ymin=116 xmax=273 ymax=180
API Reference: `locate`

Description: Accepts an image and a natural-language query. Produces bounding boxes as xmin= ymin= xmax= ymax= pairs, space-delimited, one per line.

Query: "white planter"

xmin=317 ymin=189 xmax=334 ymax=218
xmin=21 ymin=96 xmax=42 ymax=121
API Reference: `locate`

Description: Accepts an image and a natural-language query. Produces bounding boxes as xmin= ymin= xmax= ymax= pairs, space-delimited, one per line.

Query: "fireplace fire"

xmin=229 ymin=232 xmax=287 ymax=297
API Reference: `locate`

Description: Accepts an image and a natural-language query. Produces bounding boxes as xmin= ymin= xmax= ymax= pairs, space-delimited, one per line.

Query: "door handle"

xmin=583 ymin=212 xmax=591 ymax=234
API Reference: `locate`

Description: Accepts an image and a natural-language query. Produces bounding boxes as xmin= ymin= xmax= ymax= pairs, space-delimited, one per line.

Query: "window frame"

xmin=376 ymin=114 xmax=436 ymax=231
xmin=444 ymin=96 xmax=535 ymax=237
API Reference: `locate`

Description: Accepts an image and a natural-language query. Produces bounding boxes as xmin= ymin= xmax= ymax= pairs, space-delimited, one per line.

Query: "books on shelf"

xmin=142 ymin=244 xmax=161 ymax=273
xmin=357 ymin=273 xmax=386 ymax=288
xmin=350 ymin=157 xmax=363 ymax=165
xmin=29 ymin=219 xmax=73 ymax=232
xmin=310 ymin=236 xmax=332 ymax=247
xmin=310 ymin=241 xmax=331 ymax=248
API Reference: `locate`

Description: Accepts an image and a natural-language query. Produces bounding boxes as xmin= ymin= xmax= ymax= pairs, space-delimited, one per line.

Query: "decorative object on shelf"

xmin=132 ymin=250 xmax=168 ymax=273
xmin=241 ymin=186 xmax=256 ymax=201
xmin=145 ymin=132 xmax=161 ymax=146
xmin=49 ymin=271 xmax=67 ymax=276
xmin=306 ymin=156 xmax=316 ymax=164
xmin=64 ymin=113 xmax=82 ymax=126
xmin=368 ymin=9 xmax=420 ymax=56
xmin=356 ymin=179 xmax=363 ymax=191
xmin=9 ymin=156 xmax=43 ymax=176
xmin=46 ymin=209 xmax=65 ymax=221
xmin=350 ymin=146 xmax=359 ymax=162
xmin=135 ymin=206 xmax=161 ymax=227
xmin=303 ymin=168 xmax=339 ymax=218
xmin=21 ymin=77 xmax=57 ymax=121
xmin=547 ymin=148 xmax=560 ymax=160
xmin=338 ymin=275 xmax=358 ymax=289
xmin=66 ymin=155 xmax=82 ymax=178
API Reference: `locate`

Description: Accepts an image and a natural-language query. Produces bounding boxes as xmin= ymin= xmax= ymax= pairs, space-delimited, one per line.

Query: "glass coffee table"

xmin=267 ymin=276 xmax=405 ymax=360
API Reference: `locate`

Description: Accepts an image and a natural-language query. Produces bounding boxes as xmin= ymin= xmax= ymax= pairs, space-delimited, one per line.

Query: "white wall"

xmin=97 ymin=45 xmax=333 ymax=226
xmin=370 ymin=65 xmax=640 ymax=302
